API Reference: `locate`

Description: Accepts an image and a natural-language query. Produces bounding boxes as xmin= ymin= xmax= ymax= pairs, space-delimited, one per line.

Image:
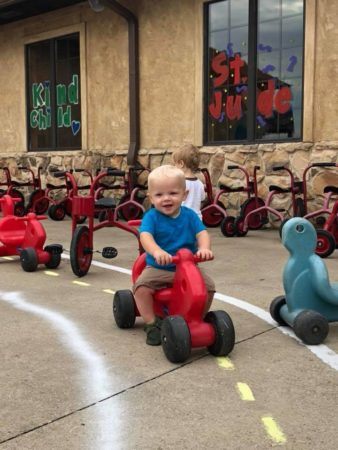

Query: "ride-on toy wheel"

xmin=113 ymin=290 xmax=136 ymax=328
xmin=48 ymin=204 xmax=66 ymax=221
xmin=293 ymin=310 xmax=329 ymax=345
xmin=70 ymin=225 xmax=93 ymax=277
xmin=220 ymin=216 xmax=236 ymax=237
xmin=44 ymin=244 xmax=63 ymax=269
xmin=205 ymin=311 xmax=235 ymax=356
xmin=161 ymin=316 xmax=191 ymax=363
xmin=20 ymin=247 xmax=38 ymax=272
xmin=315 ymin=229 xmax=335 ymax=258
xmin=270 ymin=295 xmax=287 ymax=325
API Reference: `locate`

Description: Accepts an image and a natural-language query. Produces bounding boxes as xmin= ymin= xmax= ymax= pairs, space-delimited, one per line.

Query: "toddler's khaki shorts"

xmin=133 ymin=266 xmax=215 ymax=293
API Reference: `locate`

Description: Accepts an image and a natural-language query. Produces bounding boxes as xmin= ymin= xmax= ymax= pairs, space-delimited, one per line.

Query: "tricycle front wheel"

xmin=70 ymin=225 xmax=93 ymax=277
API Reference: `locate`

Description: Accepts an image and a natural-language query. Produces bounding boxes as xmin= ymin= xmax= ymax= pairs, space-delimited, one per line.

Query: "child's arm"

xmin=140 ymin=231 xmax=172 ymax=265
xmin=196 ymin=230 xmax=213 ymax=260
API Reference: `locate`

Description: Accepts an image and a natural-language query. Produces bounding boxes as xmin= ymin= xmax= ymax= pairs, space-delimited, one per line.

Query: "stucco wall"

xmin=314 ymin=0 xmax=338 ymax=141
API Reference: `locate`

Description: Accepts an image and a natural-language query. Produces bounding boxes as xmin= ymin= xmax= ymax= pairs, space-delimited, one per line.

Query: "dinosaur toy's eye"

xmin=296 ymin=224 xmax=304 ymax=233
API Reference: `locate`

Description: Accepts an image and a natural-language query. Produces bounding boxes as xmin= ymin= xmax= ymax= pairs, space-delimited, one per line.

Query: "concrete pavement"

xmin=0 ymin=218 xmax=338 ymax=449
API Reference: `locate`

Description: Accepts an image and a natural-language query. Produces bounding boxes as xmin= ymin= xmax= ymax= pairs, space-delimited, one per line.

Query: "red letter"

xmin=275 ymin=86 xmax=292 ymax=114
xmin=226 ymin=95 xmax=242 ymax=120
xmin=211 ymin=52 xmax=229 ymax=87
xmin=257 ymin=79 xmax=275 ymax=118
xmin=230 ymin=54 xmax=245 ymax=85
xmin=209 ymin=91 xmax=223 ymax=119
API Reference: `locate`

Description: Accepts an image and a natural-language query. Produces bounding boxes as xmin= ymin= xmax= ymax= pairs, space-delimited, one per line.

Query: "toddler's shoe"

xmin=144 ymin=316 xmax=162 ymax=345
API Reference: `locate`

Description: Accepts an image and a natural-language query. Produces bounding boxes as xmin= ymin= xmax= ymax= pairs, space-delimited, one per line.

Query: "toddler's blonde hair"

xmin=148 ymin=165 xmax=186 ymax=191
xmin=172 ymin=143 xmax=200 ymax=172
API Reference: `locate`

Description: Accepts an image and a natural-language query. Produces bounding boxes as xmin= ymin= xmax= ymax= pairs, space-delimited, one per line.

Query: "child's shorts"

xmin=133 ymin=266 xmax=215 ymax=293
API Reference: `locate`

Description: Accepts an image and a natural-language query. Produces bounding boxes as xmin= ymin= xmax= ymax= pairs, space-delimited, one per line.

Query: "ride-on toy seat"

xmin=270 ymin=217 xmax=338 ymax=344
xmin=113 ymin=248 xmax=235 ymax=363
xmin=0 ymin=195 xmax=63 ymax=272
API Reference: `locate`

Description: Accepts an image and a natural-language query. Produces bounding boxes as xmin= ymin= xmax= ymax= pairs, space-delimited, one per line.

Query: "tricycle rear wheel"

xmin=113 ymin=290 xmax=136 ymax=328
xmin=70 ymin=225 xmax=92 ymax=277
xmin=205 ymin=310 xmax=235 ymax=356
xmin=161 ymin=316 xmax=191 ymax=363
xmin=48 ymin=204 xmax=66 ymax=221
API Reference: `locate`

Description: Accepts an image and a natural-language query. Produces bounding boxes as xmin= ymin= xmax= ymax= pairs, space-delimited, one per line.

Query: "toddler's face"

xmin=148 ymin=177 xmax=187 ymax=217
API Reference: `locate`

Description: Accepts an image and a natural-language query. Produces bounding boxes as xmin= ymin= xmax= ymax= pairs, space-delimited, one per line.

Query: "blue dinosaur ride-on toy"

xmin=270 ymin=217 xmax=338 ymax=345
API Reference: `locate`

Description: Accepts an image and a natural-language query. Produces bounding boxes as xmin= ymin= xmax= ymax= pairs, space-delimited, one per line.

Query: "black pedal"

xmin=45 ymin=244 xmax=63 ymax=255
xmin=102 ymin=247 xmax=118 ymax=259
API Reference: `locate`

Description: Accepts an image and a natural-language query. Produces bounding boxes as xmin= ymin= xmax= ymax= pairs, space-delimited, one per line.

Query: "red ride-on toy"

xmin=220 ymin=165 xmax=268 ymax=237
xmin=113 ymin=239 xmax=235 ymax=363
xmin=0 ymin=194 xmax=63 ymax=272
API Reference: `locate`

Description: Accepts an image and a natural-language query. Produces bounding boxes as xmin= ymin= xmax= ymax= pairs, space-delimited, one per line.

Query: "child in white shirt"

xmin=172 ymin=144 xmax=206 ymax=219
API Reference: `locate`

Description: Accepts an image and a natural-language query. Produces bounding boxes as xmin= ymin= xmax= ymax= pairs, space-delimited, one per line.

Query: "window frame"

xmin=203 ymin=0 xmax=306 ymax=146
xmin=25 ymin=31 xmax=82 ymax=152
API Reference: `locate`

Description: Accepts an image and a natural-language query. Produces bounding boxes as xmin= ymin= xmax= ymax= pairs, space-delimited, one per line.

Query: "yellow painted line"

xmin=103 ymin=289 xmax=115 ymax=295
xmin=44 ymin=271 xmax=59 ymax=277
xmin=217 ymin=357 xmax=235 ymax=370
xmin=2 ymin=256 xmax=14 ymax=261
xmin=261 ymin=416 xmax=287 ymax=445
xmin=236 ymin=382 xmax=255 ymax=401
xmin=72 ymin=280 xmax=91 ymax=287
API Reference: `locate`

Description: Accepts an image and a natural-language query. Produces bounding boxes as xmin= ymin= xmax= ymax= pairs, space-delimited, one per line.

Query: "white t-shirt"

xmin=183 ymin=177 xmax=206 ymax=219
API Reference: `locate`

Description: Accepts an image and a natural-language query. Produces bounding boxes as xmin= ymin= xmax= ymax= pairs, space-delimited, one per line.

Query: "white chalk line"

xmin=0 ymin=290 xmax=117 ymax=449
xmin=62 ymin=255 xmax=338 ymax=372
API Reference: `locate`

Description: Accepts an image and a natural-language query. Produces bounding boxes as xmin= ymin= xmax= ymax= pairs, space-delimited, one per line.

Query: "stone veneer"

xmin=1 ymin=142 xmax=338 ymax=223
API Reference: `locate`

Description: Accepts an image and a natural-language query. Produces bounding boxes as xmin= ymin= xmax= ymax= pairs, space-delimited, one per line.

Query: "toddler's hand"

xmin=153 ymin=249 xmax=172 ymax=265
xmin=196 ymin=248 xmax=213 ymax=261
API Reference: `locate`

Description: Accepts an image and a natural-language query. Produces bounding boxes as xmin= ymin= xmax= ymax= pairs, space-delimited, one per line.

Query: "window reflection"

xmin=206 ymin=0 xmax=304 ymax=143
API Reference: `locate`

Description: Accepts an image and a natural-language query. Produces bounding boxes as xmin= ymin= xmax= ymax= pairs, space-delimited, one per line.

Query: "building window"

xmin=26 ymin=33 xmax=81 ymax=151
xmin=205 ymin=0 xmax=304 ymax=144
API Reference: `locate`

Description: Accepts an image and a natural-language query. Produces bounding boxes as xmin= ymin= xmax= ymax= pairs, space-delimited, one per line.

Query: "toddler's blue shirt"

xmin=139 ymin=206 xmax=206 ymax=271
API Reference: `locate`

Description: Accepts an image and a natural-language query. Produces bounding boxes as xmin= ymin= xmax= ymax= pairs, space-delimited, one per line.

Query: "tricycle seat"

xmin=95 ymin=198 xmax=116 ymax=209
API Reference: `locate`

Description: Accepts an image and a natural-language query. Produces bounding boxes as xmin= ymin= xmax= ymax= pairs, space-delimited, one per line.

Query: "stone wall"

xmin=1 ymin=142 xmax=338 ymax=223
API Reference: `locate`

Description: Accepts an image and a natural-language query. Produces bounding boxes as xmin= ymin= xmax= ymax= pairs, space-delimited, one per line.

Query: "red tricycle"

xmin=113 ymin=225 xmax=235 ymax=363
xmin=220 ymin=165 xmax=267 ymax=237
xmin=0 ymin=195 xmax=63 ymax=272
xmin=55 ymin=168 xmax=142 ymax=277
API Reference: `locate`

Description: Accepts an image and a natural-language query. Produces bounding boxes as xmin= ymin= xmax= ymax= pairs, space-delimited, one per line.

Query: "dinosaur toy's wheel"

xmin=293 ymin=310 xmax=329 ymax=345
xmin=270 ymin=296 xmax=287 ymax=325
